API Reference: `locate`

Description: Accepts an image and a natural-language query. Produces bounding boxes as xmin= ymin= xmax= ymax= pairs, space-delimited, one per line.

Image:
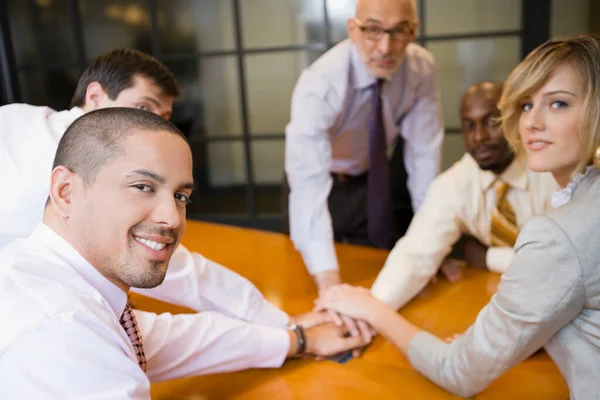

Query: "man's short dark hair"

xmin=51 ymin=108 xmax=188 ymax=191
xmin=70 ymin=49 xmax=179 ymax=108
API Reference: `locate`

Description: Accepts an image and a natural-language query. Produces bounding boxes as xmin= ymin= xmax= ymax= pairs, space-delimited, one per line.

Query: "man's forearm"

xmin=313 ymin=269 xmax=341 ymax=293
xmin=463 ymin=236 xmax=488 ymax=268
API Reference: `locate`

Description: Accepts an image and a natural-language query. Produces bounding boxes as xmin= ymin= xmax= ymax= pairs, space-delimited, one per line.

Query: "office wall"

xmin=551 ymin=0 xmax=591 ymax=37
xmin=198 ymin=0 xmax=316 ymax=185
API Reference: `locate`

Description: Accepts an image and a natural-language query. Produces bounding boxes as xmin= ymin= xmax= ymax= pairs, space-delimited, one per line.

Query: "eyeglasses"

xmin=353 ymin=18 xmax=414 ymax=42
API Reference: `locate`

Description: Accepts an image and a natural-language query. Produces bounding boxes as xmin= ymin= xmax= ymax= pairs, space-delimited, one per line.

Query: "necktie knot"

xmin=494 ymin=179 xmax=509 ymax=201
xmin=373 ymin=78 xmax=384 ymax=96
xmin=120 ymin=303 xmax=147 ymax=372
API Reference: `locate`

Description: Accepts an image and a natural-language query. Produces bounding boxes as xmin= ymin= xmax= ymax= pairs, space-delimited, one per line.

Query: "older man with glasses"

xmin=283 ymin=0 xmax=442 ymax=312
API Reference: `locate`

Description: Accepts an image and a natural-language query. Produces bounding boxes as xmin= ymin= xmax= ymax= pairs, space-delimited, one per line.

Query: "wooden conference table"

xmin=132 ymin=221 xmax=569 ymax=399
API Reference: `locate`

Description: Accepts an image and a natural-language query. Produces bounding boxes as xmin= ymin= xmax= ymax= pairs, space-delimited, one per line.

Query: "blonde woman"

xmin=315 ymin=34 xmax=600 ymax=398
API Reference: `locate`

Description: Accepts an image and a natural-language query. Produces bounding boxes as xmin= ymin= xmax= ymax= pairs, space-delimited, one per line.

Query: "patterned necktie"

xmin=120 ymin=303 xmax=147 ymax=372
xmin=367 ymin=79 xmax=396 ymax=248
xmin=490 ymin=179 xmax=519 ymax=247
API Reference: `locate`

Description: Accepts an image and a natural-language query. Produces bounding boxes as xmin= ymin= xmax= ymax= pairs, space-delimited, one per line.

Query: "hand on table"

xmin=314 ymin=284 xmax=382 ymax=328
xmin=303 ymin=323 xmax=369 ymax=358
xmin=313 ymin=272 xmax=375 ymax=356
xmin=289 ymin=310 xmax=333 ymax=329
xmin=434 ymin=258 xmax=466 ymax=283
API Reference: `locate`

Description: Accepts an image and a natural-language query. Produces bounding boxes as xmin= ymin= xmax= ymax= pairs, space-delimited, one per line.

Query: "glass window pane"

xmin=206 ymin=142 xmax=247 ymax=187
xmin=188 ymin=141 xmax=249 ymax=216
xmin=18 ymin=69 xmax=79 ymax=110
xmin=245 ymin=51 xmax=318 ymax=135
xmin=156 ymin=0 xmax=235 ymax=53
xmin=79 ymin=0 xmax=152 ymax=59
xmin=252 ymin=140 xmax=285 ymax=185
xmin=328 ymin=0 xmax=355 ymax=44
xmin=8 ymin=0 xmax=79 ymax=67
xmin=425 ymin=0 xmax=521 ymax=36
xmin=427 ymin=37 xmax=520 ymax=128
xmin=166 ymin=56 xmax=242 ymax=139
xmin=241 ymin=0 xmax=326 ymax=48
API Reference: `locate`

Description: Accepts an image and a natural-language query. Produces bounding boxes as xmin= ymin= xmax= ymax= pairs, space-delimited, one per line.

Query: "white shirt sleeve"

xmin=285 ymin=70 xmax=340 ymax=275
xmin=485 ymin=246 xmax=515 ymax=273
xmin=135 ymin=310 xmax=289 ymax=382
xmin=401 ymin=62 xmax=444 ymax=211
xmin=0 ymin=313 xmax=151 ymax=400
xmin=371 ymin=174 xmax=463 ymax=309
xmin=130 ymin=245 xmax=289 ymax=328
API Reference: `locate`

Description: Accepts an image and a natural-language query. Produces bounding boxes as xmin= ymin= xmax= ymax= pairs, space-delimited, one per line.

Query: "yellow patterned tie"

xmin=490 ymin=180 xmax=519 ymax=247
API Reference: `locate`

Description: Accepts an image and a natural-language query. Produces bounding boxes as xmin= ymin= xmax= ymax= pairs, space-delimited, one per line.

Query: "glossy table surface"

xmin=131 ymin=221 xmax=569 ymax=399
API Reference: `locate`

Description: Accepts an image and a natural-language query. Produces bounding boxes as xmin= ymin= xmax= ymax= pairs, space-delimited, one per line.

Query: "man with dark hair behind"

xmin=2 ymin=48 xmax=179 ymax=246
xmin=69 ymin=49 xmax=179 ymax=113
xmin=0 ymin=108 xmax=364 ymax=398
xmin=0 ymin=49 xmax=331 ymax=347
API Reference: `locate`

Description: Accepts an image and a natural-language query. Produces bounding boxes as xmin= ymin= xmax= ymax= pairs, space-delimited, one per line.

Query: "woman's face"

xmin=518 ymin=63 xmax=585 ymax=187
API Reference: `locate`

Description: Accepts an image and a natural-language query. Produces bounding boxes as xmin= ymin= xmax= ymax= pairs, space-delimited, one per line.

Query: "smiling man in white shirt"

xmin=369 ymin=81 xmax=558 ymax=310
xmin=0 ymin=108 xmax=366 ymax=398
xmin=0 ymin=48 xmax=325 ymax=331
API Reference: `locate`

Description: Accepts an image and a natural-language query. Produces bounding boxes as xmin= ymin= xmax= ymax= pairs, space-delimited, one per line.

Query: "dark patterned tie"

xmin=120 ymin=303 xmax=147 ymax=372
xmin=367 ymin=79 xmax=396 ymax=248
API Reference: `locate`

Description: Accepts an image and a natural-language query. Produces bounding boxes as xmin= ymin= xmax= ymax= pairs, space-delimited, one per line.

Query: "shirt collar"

xmin=350 ymin=44 xmax=377 ymax=89
xmin=477 ymin=156 xmax=528 ymax=193
xmin=551 ymin=165 xmax=597 ymax=208
xmin=30 ymin=223 xmax=127 ymax=317
xmin=349 ymin=42 xmax=406 ymax=90
xmin=68 ymin=106 xmax=85 ymax=120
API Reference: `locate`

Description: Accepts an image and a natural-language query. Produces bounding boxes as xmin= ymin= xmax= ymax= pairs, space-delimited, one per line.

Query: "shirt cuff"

xmin=485 ymin=247 xmax=515 ymax=274
xmin=407 ymin=330 xmax=447 ymax=376
xmin=255 ymin=327 xmax=290 ymax=368
xmin=300 ymin=240 xmax=339 ymax=275
xmin=248 ymin=299 xmax=290 ymax=328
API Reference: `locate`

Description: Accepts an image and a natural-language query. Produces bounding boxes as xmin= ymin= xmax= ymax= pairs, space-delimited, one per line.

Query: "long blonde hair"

xmin=499 ymin=34 xmax=600 ymax=174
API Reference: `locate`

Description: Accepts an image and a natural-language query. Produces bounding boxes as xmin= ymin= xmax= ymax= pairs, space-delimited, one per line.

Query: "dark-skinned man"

xmin=368 ymin=81 xmax=558 ymax=310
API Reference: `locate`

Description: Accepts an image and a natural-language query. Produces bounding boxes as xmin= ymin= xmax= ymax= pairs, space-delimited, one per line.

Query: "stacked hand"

xmin=289 ymin=309 xmax=373 ymax=359
xmin=314 ymin=284 xmax=382 ymax=324
xmin=302 ymin=322 xmax=370 ymax=358
xmin=313 ymin=272 xmax=375 ymax=357
xmin=289 ymin=310 xmax=335 ymax=329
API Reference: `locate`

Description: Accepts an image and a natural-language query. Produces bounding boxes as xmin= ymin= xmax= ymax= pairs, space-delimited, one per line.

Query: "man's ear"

xmin=347 ymin=18 xmax=358 ymax=42
xmin=409 ymin=20 xmax=419 ymax=42
xmin=84 ymin=81 xmax=107 ymax=111
xmin=48 ymin=166 xmax=80 ymax=218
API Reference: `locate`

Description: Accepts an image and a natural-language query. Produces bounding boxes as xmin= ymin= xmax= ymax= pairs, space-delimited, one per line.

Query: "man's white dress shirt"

xmin=371 ymin=154 xmax=558 ymax=310
xmin=0 ymin=224 xmax=289 ymax=399
xmin=285 ymin=39 xmax=443 ymax=275
xmin=0 ymin=103 xmax=288 ymax=327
